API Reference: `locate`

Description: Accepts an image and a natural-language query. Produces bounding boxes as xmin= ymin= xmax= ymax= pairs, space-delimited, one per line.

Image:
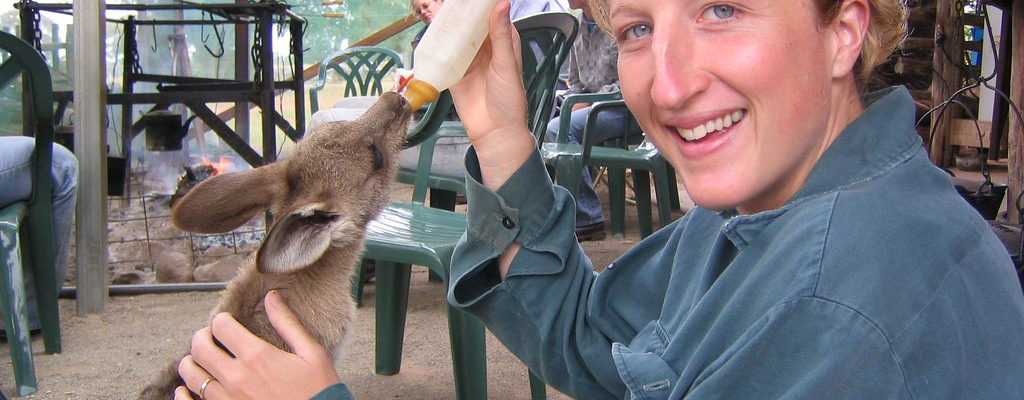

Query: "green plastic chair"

xmin=357 ymin=13 xmax=579 ymax=399
xmin=541 ymin=92 xmax=679 ymax=238
xmin=308 ymin=46 xmax=404 ymax=113
xmin=351 ymin=90 xmax=456 ymax=305
xmin=394 ymin=11 xmax=579 ymax=211
xmin=0 ymin=31 xmax=61 ymax=397
xmin=362 ymin=97 xmax=548 ymax=399
xmin=359 ymin=90 xmax=487 ymax=398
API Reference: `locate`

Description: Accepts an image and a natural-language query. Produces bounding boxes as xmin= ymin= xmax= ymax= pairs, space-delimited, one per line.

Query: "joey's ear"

xmin=255 ymin=206 xmax=340 ymax=274
xmin=830 ymin=0 xmax=870 ymax=79
xmin=171 ymin=165 xmax=283 ymax=233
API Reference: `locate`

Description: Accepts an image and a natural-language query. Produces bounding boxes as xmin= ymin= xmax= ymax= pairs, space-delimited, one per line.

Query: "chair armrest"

xmin=308 ymin=61 xmax=333 ymax=113
xmin=556 ymin=91 xmax=623 ymax=143
xmin=580 ymin=99 xmax=632 ymax=158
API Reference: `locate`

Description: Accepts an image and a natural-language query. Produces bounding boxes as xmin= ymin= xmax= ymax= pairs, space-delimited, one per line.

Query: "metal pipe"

xmin=59 ymin=283 xmax=226 ymax=299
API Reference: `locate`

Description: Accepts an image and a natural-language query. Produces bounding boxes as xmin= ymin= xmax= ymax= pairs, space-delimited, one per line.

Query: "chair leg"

xmin=0 ymin=230 xmax=38 ymax=397
xmin=374 ymin=261 xmax=411 ymax=376
xmin=446 ymin=305 xmax=487 ymax=400
xmin=651 ymin=168 xmax=675 ymax=229
xmin=607 ymin=168 xmax=627 ymax=238
xmin=632 ymin=171 xmax=654 ymax=238
xmin=26 ymin=221 xmax=60 ymax=354
xmin=554 ymin=156 xmax=582 ymax=201
xmin=529 ymin=371 xmax=547 ymax=400
xmin=351 ymin=260 xmax=365 ymax=307
xmin=665 ymin=166 xmax=682 ymax=212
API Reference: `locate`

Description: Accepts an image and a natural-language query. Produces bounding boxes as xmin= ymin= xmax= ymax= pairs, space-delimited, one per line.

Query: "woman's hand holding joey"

xmin=174 ymin=291 xmax=341 ymax=400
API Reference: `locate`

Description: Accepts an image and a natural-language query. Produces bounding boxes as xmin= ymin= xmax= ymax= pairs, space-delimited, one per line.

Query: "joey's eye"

xmin=704 ymin=5 xmax=735 ymax=20
xmin=622 ymin=24 xmax=652 ymax=41
xmin=370 ymin=143 xmax=384 ymax=171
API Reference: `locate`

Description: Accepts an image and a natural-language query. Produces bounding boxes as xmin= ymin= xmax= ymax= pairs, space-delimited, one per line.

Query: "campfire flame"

xmin=201 ymin=156 xmax=234 ymax=175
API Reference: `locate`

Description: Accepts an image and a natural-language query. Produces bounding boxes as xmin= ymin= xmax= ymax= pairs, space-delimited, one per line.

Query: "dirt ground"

xmin=0 ymin=180 xmax=690 ymax=400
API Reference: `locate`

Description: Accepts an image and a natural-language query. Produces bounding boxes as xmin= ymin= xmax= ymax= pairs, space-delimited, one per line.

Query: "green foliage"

xmin=291 ymin=0 xmax=421 ymax=64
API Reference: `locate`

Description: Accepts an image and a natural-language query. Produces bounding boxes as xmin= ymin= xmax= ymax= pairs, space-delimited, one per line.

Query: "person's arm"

xmin=449 ymin=1 xmax=536 ymax=276
xmin=448 ymin=145 xmax=684 ymax=397
xmin=564 ymin=51 xmax=584 ymax=96
xmin=174 ymin=291 xmax=343 ymax=400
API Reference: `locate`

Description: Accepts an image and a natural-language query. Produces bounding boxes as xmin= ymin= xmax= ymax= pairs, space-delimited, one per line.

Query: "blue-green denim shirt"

xmin=445 ymin=87 xmax=1024 ymax=399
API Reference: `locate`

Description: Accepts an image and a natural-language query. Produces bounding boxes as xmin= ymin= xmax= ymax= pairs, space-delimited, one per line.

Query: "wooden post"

xmin=1007 ymin=0 xmax=1023 ymax=223
xmin=930 ymin=0 xmax=963 ymax=167
xmin=235 ymin=0 xmax=250 ymax=143
xmin=73 ymin=1 xmax=107 ymax=315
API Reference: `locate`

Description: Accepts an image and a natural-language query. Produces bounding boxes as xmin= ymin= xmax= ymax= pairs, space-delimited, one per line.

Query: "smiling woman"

xmin=439 ymin=0 xmax=1024 ymax=399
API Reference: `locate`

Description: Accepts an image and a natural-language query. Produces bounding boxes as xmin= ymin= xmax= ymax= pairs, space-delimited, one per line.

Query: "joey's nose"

xmin=381 ymin=91 xmax=412 ymax=118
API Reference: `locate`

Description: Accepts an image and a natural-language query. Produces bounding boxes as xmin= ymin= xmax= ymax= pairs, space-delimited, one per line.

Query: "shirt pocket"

xmin=612 ymin=320 xmax=678 ymax=400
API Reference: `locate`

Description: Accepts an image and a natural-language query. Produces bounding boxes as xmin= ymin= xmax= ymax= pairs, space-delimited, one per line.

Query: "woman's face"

xmin=414 ymin=0 xmax=442 ymax=24
xmin=609 ymin=0 xmax=861 ymax=214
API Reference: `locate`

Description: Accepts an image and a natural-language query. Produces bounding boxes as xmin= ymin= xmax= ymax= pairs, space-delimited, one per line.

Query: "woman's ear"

xmin=830 ymin=0 xmax=870 ymax=79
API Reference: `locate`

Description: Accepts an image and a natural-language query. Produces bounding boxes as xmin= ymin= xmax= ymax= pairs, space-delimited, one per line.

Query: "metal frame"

xmin=16 ymin=0 xmax=307 ymax=168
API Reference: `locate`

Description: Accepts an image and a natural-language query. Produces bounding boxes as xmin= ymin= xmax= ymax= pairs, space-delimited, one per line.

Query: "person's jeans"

xmin=546 ymin=105 xmax=638 ymax=227
xmin=0 ymin=136 xmax=78 ymax=329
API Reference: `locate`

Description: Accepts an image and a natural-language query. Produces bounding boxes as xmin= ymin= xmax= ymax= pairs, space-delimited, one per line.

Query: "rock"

xmin=111 ymin=271 xmax=145 ymax=285
xmin=154 ymin=247 xmax=194 ymax=283
xmin=193 ymin=254 xmax=247 ymax=282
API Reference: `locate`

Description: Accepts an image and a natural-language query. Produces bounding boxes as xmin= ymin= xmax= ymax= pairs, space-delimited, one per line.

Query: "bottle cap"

xmin=403 ymin=79 xmax=439 ymax=111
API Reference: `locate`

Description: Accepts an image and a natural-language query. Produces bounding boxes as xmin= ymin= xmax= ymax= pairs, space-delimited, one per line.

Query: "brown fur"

xmin=139 ymin=92 xmax=411 ymax=399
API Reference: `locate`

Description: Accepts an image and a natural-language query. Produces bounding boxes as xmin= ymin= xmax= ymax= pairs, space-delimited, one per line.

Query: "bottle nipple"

xmin=403 ymin=79 xmax=439 ymax=112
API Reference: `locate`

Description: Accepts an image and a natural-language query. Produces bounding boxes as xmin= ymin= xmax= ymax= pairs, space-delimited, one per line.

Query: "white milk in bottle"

xmin=404 ymin=0 xmax=502 ymax=110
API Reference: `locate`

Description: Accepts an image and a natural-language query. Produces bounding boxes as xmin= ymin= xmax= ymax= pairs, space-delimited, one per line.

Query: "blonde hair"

xmin=587 ymin=0 xmax=906 ymax=87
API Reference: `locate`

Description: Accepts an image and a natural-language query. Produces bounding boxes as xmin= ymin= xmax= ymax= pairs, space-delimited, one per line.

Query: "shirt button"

xmin=501 ymin=217 xmax=515 ymax=229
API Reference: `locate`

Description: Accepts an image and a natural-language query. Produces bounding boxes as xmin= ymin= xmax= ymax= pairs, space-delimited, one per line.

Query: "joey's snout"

xmin=361 ymin=92 xmax=412 ymax=146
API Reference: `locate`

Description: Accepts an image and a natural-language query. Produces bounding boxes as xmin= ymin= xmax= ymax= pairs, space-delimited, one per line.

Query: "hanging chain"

xmin=126 ymin=23 xmax=143 ymax=76
xmin=288 ymin=20 xmax=304 ymax=81
xmin=31 ymin=8 xmax=45 ymax=58
xmin=251 ymin=17 xmax=264 ymax=83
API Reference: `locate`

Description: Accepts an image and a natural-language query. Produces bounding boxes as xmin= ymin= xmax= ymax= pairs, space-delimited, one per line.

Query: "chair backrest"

xmin=309 ymin=46 xmax=404 ymax=112
xmin=0 ymin=31 xmax=55 ymax=209
xmin=513 ymin=11 xmax=578 ymax=144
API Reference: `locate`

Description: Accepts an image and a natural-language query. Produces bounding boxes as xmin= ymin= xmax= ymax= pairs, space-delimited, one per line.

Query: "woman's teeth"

xmin=676 ymin=110 xmax=744 ymax=141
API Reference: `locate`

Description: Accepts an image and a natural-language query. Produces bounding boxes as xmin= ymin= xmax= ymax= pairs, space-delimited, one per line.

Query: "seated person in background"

xmin=0 ymin=136 xmax=78 ymax=336
xmin=410 ymin=0 xmax=443 ymax=49
xmin=544 ymin=0 xmax=638 ymax=241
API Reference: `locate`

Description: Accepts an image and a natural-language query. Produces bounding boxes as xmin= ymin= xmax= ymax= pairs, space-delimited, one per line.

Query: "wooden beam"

xmin=1007 ymin=0 xmax=1023 ymax=222
xmin=929 ymin=0 xmax=964 ymax=166
xmin=73 ymin=1 xmax=107 ymax=315
xmin=301 ymin=13 xmax=419 ymax=81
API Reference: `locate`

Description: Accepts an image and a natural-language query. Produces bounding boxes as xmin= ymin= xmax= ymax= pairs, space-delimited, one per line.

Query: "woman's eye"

xmin=704 ymin=5 xmax=736 ymax=20
xmin=623 ymin=24 xmax=652 ymax=40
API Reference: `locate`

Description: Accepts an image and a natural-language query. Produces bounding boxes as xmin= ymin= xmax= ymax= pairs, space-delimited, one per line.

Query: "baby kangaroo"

xmin=139 ymin=92 xmax=411 ymax=399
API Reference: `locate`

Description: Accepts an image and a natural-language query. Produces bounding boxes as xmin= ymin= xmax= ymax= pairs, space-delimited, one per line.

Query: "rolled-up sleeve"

xmin=447 ymin=147 xmax=627 ymax=398
xmin=308 ymin=383 xmax=355 ymax=400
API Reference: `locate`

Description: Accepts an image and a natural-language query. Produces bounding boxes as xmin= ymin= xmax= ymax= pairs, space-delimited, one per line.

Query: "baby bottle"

xmin=403 ymin=0 xmax=502 ymax=111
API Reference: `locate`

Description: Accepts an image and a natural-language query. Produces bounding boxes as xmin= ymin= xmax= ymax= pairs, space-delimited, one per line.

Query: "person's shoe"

xmin=575 ymin=221 xmax=606 ymax=242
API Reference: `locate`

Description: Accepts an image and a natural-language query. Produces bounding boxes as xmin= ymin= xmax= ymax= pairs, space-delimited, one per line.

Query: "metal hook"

xmin=149 ymin=23 xmax=158 ymax=52
xmin=201 ymin=11 xmax=225 ymax=58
